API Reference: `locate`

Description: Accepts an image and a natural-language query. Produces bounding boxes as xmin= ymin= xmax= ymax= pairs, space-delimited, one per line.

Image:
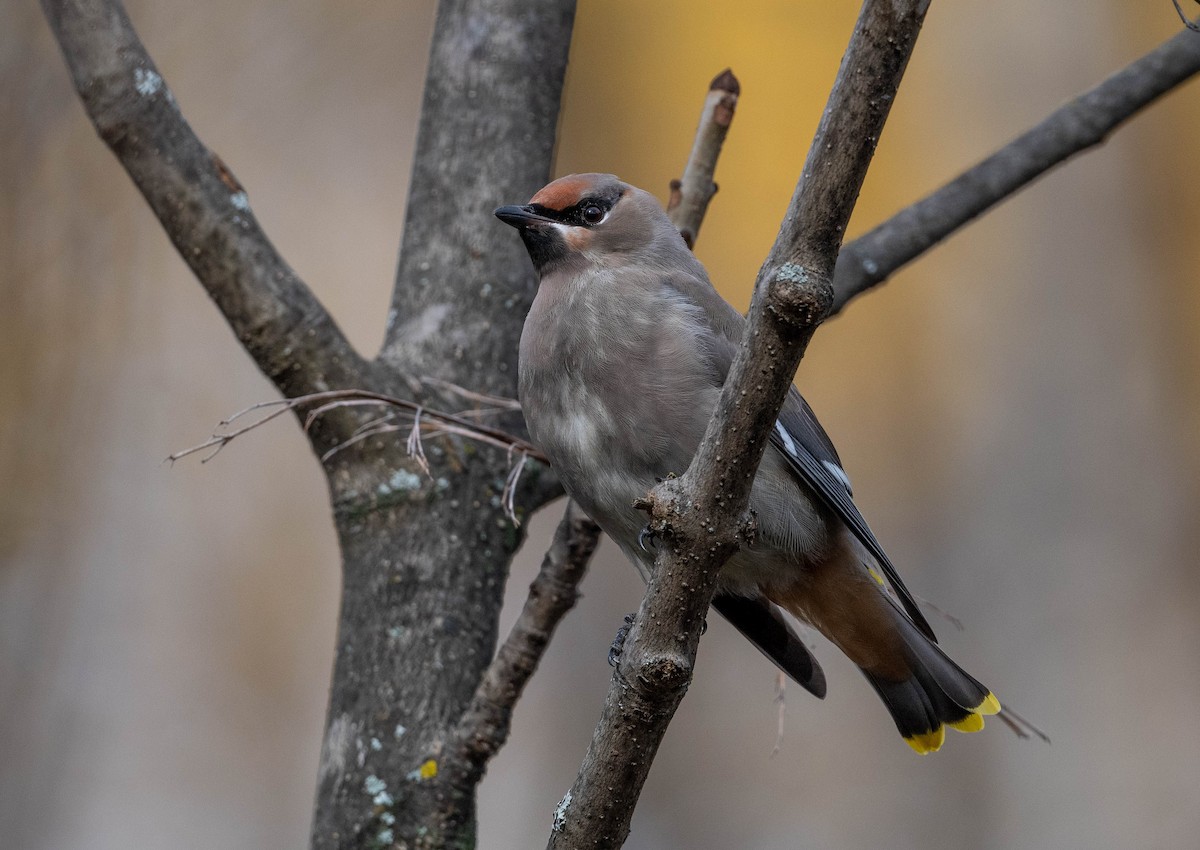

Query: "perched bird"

xmin=496 ymin=173 xmax=999 ymax=754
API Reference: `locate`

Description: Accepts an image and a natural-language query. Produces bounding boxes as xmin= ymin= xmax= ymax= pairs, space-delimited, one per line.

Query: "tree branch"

xmin=40 ymin=0 xmax=367 ymax=451
xmin=667 ymin=69 xmax=740 ymax=248
xmin=549 ymin=3 xmax=930 ymax=846
xmin=831 ymin=22 xmax=1200 ymax=315
xmin=440 ymin=502 xmax=601 ymax=800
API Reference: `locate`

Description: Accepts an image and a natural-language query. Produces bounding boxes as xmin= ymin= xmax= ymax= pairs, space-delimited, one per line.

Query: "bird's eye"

xmin=581 ymin=204 xmax=605 ymax=225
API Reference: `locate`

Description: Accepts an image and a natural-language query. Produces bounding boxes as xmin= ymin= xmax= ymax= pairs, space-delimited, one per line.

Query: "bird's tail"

xmin=860 ymin=608 xmax=1000 ymax=754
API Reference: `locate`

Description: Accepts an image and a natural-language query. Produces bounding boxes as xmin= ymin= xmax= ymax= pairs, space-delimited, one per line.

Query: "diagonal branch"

xmin=831 ymin=22 xmax=1200 ymax=315
xmin=549 ymin=2 xmax=931 ymax=846
xmin=439 ymin=502 xmax=601 ymax=800
xmin=40 ymin=0 xmax=367 ymax=451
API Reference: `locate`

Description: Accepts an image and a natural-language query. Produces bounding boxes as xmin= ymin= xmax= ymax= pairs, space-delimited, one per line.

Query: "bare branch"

xmin=440 ymin=501 xmax=601 ymax=795
xmin=667 ymin=69 xmax=740 ymax=248
xmin=549 ymin=4 xmax=930 ymax=846
xmin=40 ymin=0 xmax=368 ymax=452
xmin=418 ymin=376 xmax=524 ymax=411
xmin=831 ymin=23 xmax=1200 ymax=314
xmin=165 ymin=401 xmax=302 ymax=465
xmin=168 ymin=389 xmax=546 ymax=469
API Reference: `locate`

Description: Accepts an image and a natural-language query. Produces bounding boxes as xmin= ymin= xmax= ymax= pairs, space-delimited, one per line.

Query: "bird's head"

xmin=495 ymin=173 xmax=686 ymax=274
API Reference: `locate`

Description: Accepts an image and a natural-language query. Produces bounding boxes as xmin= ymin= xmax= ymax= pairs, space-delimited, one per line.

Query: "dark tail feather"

xmin=712 ymin=593 xmax=827 ymax=698
xmin=862 ymin=612 xmax=999 ymax=754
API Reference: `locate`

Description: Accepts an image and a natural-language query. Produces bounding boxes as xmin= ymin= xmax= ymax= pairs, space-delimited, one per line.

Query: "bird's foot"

xmin=608 ymin=613 xmax=635 ymax=667
xmin=637 ymin=525 xmax=658 ymax=552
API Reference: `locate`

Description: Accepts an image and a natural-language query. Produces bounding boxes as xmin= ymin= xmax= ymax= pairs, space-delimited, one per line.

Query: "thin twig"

xmin=168 ymin=389 xmax=545 ymax=466
xmin=995 ymin=702 xmax=1051 ymax=743
xmin=502 ymin=451 xmax=528 ymax=526
xmin=914 ymin=593 xmax=965 ymax=632
xmin=667 ymin=69 xmax=740 ymax=248
xmin=831 ymin=22 xmax=1200 ymax=314
xmin=349 ymin=410 xmax=400 ymax=439
xmin=169 ymin=389 xmax=545 ymax=524
xmin=1172 ymin=0 xmax=1200 ymax=32
xmin=419 ymin=376 xmax=524 ymax=410
xmin=169 ymin=389 xmax=547 ymax=524
xmin=771 ymin=672 xmax=787 ymax=758
xmin=407 ymin=408 xmax=431 ymax=478
xmin=165 ymin=403 xmax=298 ymax=465
xmin=320 ymin=423 xmax=405 ymax=463
xmin=440 ymin=502 xmax=602 ymax=790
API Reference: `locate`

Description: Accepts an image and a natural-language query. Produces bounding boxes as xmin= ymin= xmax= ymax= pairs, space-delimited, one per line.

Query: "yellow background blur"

xmin=4 ymin=2 xmax=1200 ymax=848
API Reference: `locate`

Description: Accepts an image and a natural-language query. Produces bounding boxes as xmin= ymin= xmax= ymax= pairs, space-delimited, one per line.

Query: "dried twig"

xmin=914 ymin=593 xmax=965 ymax=632
xmin=502 ymin=451 xmax=528 ymax=526
xmin=407 ymin=409 xmax=431 ymax=478
xmin=419 ymin=375 xmax=524 ymax=410
xmin=771 ymin=672 xmax=787 ymax=758
xmin=167 ymin=389 xmax=546 ymax=523
xmin=165 ymin=401 xmax=298 ymax=465
xmin=667 ymin=69 xmax=740 ymax=248
xmin=1173 ymin=0 xmax=1200 ymax=32
xmin=168 ymin=389 xmax=544 ymax=465
xmin=996 ymin=702 xmax=1051 ymax=743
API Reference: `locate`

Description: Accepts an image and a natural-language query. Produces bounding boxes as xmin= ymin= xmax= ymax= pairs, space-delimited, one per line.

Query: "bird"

xmin=495 ymin=173 xmax=999 ymax=754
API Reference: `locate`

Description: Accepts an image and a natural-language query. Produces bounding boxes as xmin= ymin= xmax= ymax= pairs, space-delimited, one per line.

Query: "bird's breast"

xmin=518 ymin=277 xmax=716 ymax=532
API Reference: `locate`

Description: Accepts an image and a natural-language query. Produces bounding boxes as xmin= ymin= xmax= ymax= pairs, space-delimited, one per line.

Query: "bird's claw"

xmin=608 ymin=613 xmax=635 ymax=666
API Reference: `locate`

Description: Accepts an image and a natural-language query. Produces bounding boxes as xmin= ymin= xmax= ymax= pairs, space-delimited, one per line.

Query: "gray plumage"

xmin=497 ymin=173 xmax=999 ymax=753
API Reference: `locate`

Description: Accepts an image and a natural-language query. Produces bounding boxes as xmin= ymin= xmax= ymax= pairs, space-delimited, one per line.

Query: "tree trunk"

xmin=311 ymin=448 xmax=532 ymax=847
xmin=308 ymin=2 xmax=576 ymax=845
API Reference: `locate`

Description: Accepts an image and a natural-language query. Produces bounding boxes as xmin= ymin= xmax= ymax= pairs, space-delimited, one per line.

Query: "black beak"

xmin=494 ymin=205 xmax=557 ymax=229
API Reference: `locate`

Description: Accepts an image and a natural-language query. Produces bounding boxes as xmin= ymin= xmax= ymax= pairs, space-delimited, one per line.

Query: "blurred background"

xmin=4 ymin=1 xmax=1199 ymax=847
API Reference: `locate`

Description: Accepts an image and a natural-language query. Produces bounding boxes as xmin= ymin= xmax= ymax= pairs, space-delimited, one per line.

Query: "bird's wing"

xmin=711 ymin=592 xmax=826 ymax=698
xmin=667 ymin=268 xmax=938 ymax=642
xmin=772 ymin=389 xmax=938 ymax=642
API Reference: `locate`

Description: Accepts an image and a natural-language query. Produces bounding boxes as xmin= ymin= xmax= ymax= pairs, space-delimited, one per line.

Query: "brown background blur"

xmin=4 ymin=2 xmax=1200 ymax=848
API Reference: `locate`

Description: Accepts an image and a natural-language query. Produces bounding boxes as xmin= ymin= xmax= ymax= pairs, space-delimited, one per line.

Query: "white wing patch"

xmin=773 ymin=421 xmax=799 ymax=459
xmin=774 ymin=421 xmax=853 ymax=494
xmin=822 ymin=460 xmax=853 ymax=494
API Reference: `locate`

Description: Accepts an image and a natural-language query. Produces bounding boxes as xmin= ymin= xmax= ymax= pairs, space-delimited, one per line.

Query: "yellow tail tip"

xmin=904 ymin=727 xmax=945 ymax=755
xmin=902 ymin=693 xmax=1000 ymax=753
xmin=948 ymin=712 xmax=985 ymax=733
xmin=977 ymin=692 xmax=1001 ymax=715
